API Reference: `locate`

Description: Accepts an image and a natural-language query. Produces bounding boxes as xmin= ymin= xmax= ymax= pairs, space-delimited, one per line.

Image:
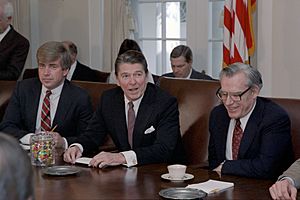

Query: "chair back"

xmin=160 ymin=77 xmax=220 ymax=165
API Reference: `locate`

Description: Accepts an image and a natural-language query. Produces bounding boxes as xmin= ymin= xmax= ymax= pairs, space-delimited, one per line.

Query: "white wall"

xmin=258 ymin=0 xmax=300 ymax=98
xmin=29 ymin=0 xmax=104 ymax=70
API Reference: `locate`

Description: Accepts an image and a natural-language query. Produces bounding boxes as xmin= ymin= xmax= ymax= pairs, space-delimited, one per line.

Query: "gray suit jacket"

xmin=279 ymin=159 xmax=300 ymax=189
xmin=74 ymin=83 xmax=186 ymax=165
xmin=0 ymin=78 xmax=93 ymax=144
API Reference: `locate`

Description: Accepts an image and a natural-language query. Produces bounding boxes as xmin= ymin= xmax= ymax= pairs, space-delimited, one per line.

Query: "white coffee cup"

xmin=167 ymin=164 xmax=187 ymax=179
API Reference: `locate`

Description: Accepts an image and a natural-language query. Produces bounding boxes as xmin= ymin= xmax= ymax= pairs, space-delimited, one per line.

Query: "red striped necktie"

xmin=41 ymin=90 xmax=52 ymax=131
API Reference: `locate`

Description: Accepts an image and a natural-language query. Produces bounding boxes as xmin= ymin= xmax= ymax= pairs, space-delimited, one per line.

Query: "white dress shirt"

xmin=66 ymin=61 xmax=77 ymax=81
xmin=0 ymin=25 xmax=10 ymax=42
xmin=225 ymin=101 xmax=257 ymax=160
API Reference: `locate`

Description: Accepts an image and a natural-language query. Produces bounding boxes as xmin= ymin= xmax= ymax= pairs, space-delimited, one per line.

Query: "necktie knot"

xmin=46 ymin=90 xmax=52 ymax=97
xmin=128 ymin=101 xmax=134 ymax=109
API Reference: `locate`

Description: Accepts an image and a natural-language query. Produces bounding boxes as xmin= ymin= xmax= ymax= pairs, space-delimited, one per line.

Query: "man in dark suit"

xmin=62 ymin=40 xmax=99 ymax=82
xmin=0 ymin=41 xmax=93 ymax=148
xmin=0 ymin=1 xmax=29 ymax=80
xmin=64 ymin=50 xmax=186 ymax=167
xmin=162 ymin=45 xmax=213 ymax=80
xmin=209 ymin=63 xmax=293 ymax=179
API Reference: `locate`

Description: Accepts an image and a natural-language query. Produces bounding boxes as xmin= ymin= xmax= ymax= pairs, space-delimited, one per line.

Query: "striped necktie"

xmin=41 ymin=90 xmax=52 ymax=131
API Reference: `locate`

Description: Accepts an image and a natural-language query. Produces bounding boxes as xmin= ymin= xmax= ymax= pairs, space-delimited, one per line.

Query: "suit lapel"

xmin=52 ymin=80 xmax=73 ymax=128
xmin=111 ymin=89 xmax=130 ymax=149
xmin=28 ymin=79 xmax=42 ymax=130
xmin=239 ymin=98 xmax=264 ymax=158
xmin=133 ymin=84 xmax=154 ymax=147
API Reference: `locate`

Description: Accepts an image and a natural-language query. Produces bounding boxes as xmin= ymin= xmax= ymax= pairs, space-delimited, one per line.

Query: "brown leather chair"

xmin=0 ymin=81 xmax=17 ymax=122
xmin=270 ymin=98 xmax=300 ymax=159
xmin=159 ymin=77 xmax=220 ymax=165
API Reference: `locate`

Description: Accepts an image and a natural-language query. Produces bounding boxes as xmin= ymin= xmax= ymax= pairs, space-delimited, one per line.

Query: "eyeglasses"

xmin=216 ymin=86 xmax=252 ymax=102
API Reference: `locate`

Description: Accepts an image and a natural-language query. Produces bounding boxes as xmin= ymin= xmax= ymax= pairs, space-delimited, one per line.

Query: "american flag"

xmin=223 ymin=0 xmax=256 ymax=67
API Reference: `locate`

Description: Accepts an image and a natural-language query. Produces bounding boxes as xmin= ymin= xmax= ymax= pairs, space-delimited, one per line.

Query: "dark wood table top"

xmin=33 ymin=155 xmax=300 ymax=200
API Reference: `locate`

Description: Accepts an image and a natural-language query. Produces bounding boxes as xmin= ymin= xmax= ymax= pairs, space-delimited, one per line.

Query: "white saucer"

xmin=161 ymin=173 xmax=194 ymax=181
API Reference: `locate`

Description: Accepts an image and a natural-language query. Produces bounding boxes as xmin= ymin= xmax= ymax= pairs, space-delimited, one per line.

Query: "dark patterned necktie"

xmin=41 ymin=90 xmax=52 ymax=131
xmin=127 ymin=101 xmax=135 ymax=147
xmin=232 ymin=119 xmax=243 ymax=160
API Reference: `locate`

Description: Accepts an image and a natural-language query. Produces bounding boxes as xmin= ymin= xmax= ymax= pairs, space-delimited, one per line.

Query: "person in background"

xmin=109 ymin=38 xmax=155 ymax=84
xmin=0 ymin=0 xmax=30 ymax=80
xmin=162 ymin=45 xmax=213 ymax=80
xmin=0 ymin=133 xmax=33 ymax=200
xmin=62 ymin=40 xmax=99 ymax=82
xmin=209 ymin=62 xmax=293 ymax=179
xmin=269 ymin=158 xmax=300 ymax=200
xmin=64 ymin=50 xmax=186 ymax=168
xmin=0 ymin=41 xmax=93 ymax=149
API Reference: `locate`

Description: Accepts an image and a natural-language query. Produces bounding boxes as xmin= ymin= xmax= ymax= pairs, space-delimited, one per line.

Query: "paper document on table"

xmin=186 ymin=179 xmax=234 ymax=194
xmin=75 ymin=157 xmax=92 ymax=165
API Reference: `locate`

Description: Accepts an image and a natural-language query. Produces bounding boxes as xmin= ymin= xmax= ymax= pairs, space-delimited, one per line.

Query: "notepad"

xmin=186 ymin=179 xmax=234 ymax=194
xmin=75 ymin=157 xmax=92 ymax=165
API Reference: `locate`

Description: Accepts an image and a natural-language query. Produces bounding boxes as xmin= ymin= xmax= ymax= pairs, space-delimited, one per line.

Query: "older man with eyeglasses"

xmin=208 ymin=63 xmax=294 ymax=179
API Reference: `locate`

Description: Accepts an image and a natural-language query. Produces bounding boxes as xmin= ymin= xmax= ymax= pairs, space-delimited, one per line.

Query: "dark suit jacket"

xmin=208 ymin=97 xmax=294 ymax=179
xmin=72 ymin=61 xmax=99 ymax=82
xmin=0 ymin=25 xmax=30 ymax=80
xmin=75 ymin=83 xmax=186 ymax=165
xmin=0 ymin=78 xmax=93 ymax=144
xmin=162 ymin=68 xmax=214 ymax=80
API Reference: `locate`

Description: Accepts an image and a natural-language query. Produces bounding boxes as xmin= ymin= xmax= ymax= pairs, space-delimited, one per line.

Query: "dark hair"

xmin=118 ymin=39 xmax=142 ymax=56
xmin=170 ymin=45 xmax=193 ymax=63
xmin=62 ymin=40 xmax=78 ymax=56
xmin=115 ymin=50 xmax=148 ymax=75
xmin=220 ymin=62 xmax=263 ymax=89
xmin=0 ymin=133 xmax=34 ymax=200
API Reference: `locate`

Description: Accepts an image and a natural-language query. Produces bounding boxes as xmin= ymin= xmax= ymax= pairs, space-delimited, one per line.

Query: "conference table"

xmin=33 ymin=151 xmax=299 ymax=200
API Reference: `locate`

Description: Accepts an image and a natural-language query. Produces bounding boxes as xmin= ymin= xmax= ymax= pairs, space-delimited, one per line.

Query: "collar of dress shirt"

xmin=186 ymin=68 xmax=193 ymax=79
xmin=66 ymin=60 xmax=77 ymax=81
xmin=0 ymin=25 xmax=11 ymax=42
xmin=41 ymin=81 xmax=65 ymax=99
xmin=124 ymin=94 xmax=144 ymax=115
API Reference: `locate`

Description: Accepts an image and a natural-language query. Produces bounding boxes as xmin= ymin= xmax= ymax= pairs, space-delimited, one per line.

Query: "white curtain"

xmin=103 ymin=0 xmax=136 ymax=71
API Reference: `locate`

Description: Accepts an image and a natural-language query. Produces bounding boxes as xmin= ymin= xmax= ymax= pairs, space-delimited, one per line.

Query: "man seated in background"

xmin=269 ymin=158 xmax=300 ymax=200
xmin=209 ymin=63 xmax=293 ymax=179
xmin=0 ymin=133 xmax=33 ymax=200
xmin=64 ymin=50 xmax=186 ymax=168
xmin=0 ymin=41 xmax=93 ymax=148
xmin=62 ymin=40 xmax=99 ymax=82
xmin=161 ymin=45 xmax=213 ymax=80
xmin=0 ymin=0 xmax=30 ymax=80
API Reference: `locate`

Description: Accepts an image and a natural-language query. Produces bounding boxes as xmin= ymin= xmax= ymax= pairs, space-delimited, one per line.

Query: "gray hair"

xmin=219 ymin=62 xmax=263 ymax=89
xmin=1 ymin=1 xmax=13 ymax=18
xmin=0 ymin=133 xmax=33 ymax=200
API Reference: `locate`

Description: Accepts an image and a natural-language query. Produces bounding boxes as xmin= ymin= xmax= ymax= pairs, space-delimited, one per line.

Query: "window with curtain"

xmin=136 ymin=0 xmax=187 ymax=75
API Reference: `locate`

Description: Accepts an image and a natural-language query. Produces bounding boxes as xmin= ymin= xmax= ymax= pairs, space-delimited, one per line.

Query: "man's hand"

xmin=50 ymin=132 xmax=65 ymax=148
xmin=63 ymin=146 xmax=82 ymax=164
xmin=269 ymin=179 xmax=297 ymax=200
xmin=89 ymin=152 xmax=126 ymax=168
xmin=213 ymin=162 xmax=224 ymax=177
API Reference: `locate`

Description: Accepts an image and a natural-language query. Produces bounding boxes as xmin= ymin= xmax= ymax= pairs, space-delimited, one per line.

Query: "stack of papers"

xmin=186 ymin=179 xmax=234 ymax=194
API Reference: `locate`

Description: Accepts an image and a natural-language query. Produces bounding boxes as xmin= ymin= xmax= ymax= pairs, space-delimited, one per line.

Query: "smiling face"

xmin=116 ymin=63 xmax=148 ymax=101
xmin=220 ymin=72 xmax=259 ymax=119
xmin=38 ymin=58 xmax=69 ymax=90
xmin=170 ymin=56 xmax=192 ymax=78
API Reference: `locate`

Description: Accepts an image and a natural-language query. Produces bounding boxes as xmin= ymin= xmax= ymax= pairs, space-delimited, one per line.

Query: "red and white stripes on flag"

xmin=223 ymin=0 xmax=256 ymax=67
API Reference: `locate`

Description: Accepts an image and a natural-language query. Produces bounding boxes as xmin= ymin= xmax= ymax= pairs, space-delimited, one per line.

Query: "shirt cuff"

xmin=121 ymin=150 xmax=138 ymax=167
xmin=62 ymin=137 xmax=68 ymax=150
xmin=69 ymin=143 xmax=84 ymax=153
xmin=279 ymin=176 xmax=296 ymax=186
